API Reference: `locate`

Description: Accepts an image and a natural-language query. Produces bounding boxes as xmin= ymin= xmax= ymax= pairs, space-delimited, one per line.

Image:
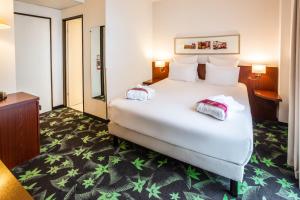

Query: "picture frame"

xmin=174 ymin=34 xmax=240 ymax=55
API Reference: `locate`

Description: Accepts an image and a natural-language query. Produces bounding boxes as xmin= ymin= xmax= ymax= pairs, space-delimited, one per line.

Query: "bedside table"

xmin=254 ymin=90 xmax=282 ymax=103
xmin=143 ymin=78 xmax=163 ymax=86
xmin=254 ymin=89 xmax=282 ymax=121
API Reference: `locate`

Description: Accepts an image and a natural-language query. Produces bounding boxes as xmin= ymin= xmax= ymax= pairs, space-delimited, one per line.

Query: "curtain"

xmin=288 ymin=0 xmax=300 ymax=180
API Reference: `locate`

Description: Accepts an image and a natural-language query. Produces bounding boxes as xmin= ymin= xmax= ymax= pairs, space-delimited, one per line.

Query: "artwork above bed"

xmin=174 ymin=34 xmax=240 ymax=55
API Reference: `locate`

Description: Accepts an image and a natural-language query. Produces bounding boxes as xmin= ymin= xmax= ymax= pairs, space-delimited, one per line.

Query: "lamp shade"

xmin=155 ymin=60 xmax=165 ymax=68
xmin=0 ymin=19 xmax=10 ymax=30
xmin=252 ymin=64 xmax=266 ymax=74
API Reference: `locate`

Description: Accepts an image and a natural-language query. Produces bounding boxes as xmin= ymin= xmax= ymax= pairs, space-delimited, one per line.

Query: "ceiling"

xmin=15 ymin=0 xmax=85 ymax=10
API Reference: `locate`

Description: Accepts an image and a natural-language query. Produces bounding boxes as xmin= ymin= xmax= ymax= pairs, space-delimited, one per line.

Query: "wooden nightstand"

xmin=143 ymin=78 xmax=164 ymax=86
xmin=254 ymin=89 xmax=282 ymax=121
xmin=254 ymin=90 xmax=282 ymax=103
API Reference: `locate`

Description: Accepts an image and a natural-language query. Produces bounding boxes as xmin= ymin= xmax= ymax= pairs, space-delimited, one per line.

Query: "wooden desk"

xmin=0 ymin=160 xmax=32 ymax=200
xmin=0 ymin=92 xmax=40 ymax=169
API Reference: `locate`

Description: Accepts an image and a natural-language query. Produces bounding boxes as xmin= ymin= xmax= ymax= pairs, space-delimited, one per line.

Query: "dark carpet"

xmin=12 ymin=108 xmax=300 ymax=200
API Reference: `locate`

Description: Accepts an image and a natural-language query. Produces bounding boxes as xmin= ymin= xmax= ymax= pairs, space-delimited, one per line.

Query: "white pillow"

xmin=209 ymin=56 xmax=239 ymax=67
xmin=169 ymin=62 xmax=198 ymax=82
xmin=205 ymin=63 xmax=240 ymax=86
xmin=173 ymin=55 xmax=198 ymax=64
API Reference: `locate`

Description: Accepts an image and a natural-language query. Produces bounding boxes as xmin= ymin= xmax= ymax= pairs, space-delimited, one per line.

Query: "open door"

xmin=63 ymin=16 xmax=84 ymax=112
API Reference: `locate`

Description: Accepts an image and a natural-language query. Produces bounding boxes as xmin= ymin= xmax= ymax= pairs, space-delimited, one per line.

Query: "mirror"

xmin=91 ymin=26 xmax=106 ymax=101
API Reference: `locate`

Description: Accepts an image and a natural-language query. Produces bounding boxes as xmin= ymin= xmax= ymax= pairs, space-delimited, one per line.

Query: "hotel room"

xmin=0 ymin=0 xmax=299 ymax=199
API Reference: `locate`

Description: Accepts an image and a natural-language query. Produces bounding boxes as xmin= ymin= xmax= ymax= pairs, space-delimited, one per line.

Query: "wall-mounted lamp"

xmin=155 ymin=60 xmax=165 ymax=68
xmin=0 ymin=18 xmax=10 ymax=30
xmin=155 ymin=60 xmax=166 ymax=72
xmin=252 ymin=64 xmax=266 ymax=78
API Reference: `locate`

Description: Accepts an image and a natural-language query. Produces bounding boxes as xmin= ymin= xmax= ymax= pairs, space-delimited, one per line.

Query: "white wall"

xmin=153 ymin=0 xmax=280 ymax=66
xmin=14 ymin=1 xmax=63 ymax=107
xmin=62 ymin=0 xmax=107 ymax=119
xmin=279 ymin=0 xmax=293 ymax=123
xmin=0 ymin=0 xmax=16 ymax=93
xmin=105 ymin=0 xmax=153 ymax=101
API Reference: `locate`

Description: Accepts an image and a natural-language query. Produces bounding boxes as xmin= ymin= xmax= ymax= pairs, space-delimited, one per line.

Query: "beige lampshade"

xmin=155 ymin=60 xmax=165 ymax=68
xmin=252 ymin=64 xmax=266 ymax=74
xmin=0 ymin=18 xmax=10 ymax=29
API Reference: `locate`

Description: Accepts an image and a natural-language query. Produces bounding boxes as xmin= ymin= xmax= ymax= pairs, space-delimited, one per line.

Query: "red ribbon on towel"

xmin=199 ymin=99 xmax=228 ymax=113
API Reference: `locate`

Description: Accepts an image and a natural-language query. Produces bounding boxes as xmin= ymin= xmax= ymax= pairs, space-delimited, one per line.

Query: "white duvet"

xmin=109 ymin=79 xmax=253 ymax=165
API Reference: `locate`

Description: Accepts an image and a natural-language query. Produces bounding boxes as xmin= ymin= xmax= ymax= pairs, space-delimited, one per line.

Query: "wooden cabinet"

xmin=0 ymin=92 xmax=40 ymax=169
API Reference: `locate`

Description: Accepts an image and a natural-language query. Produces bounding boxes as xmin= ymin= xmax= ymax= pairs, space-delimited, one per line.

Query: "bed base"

xmin=230 ymin=180 xmax=238 ymax=197
xmin=112 ymin=135 xmax=238 ymax=197
xmin=109 ymin=124 xmax=244 ymax=197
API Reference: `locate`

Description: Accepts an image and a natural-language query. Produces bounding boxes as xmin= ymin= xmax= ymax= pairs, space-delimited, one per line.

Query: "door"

xmin=65 ymin=17 xmax=83 ymax=112
xmin=14 ymin=13 xmax=52 ymax=113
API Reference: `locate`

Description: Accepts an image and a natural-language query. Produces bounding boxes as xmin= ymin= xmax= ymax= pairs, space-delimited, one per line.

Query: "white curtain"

xmin=288 ymin=0 xmax=300 ymax=180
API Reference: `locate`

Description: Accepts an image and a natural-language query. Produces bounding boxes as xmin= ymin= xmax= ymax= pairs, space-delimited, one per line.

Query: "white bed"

xmin=109 ymin=78 xmax=253 ymax=195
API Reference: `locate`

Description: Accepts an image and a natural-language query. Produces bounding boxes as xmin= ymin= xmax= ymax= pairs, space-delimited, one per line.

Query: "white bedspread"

xmin=109 ymin=79 xmax=253 ymax=165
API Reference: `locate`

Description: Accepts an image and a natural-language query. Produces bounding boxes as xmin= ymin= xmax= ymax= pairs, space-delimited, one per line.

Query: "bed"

xmin=109 ymin=78 xmax=253 ymax=196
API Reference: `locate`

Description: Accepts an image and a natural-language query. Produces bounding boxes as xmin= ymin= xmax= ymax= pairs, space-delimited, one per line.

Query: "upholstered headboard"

xmin=152 ymin=62 xmax=279 ymax=120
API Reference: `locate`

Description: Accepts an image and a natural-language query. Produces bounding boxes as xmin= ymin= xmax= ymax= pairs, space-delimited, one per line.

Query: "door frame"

xmin=100 ymin=26 xmax=105 ymax=98
xmin=14 ymin=12 xmax=54 ymax=110
xmin=62 ymin=15 xmax=84 ymax=112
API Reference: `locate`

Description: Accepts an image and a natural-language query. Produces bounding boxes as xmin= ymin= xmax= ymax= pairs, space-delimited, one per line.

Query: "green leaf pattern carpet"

xmin=12 ymin=108 xmax=300 ymax=200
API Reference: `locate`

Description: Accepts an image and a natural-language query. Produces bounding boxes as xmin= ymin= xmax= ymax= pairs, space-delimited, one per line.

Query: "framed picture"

xmin=174 ymin=34 xmax=240 ymax=55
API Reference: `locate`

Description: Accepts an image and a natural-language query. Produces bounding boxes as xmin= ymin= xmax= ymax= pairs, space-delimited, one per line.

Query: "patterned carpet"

xmin=12 ymin=108 xmax=300 ymax=200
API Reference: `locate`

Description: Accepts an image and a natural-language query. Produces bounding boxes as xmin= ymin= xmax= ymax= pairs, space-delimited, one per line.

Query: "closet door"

xmin=15 ymin=14 xmax=52 ymax=113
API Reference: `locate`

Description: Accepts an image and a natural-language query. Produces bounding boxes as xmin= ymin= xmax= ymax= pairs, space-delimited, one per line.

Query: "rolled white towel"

xmin=196 ymin=99 xmax=228 ymax=121
xmin=137 ymin=85 xmax=155 ymax=99
xmin=196 ymin=95 xmax=244 ymax=120
xmin=126 ymin=85 xmax=155 ymax=101
xmin=208 ymin=95 xmax=245 ymax=112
